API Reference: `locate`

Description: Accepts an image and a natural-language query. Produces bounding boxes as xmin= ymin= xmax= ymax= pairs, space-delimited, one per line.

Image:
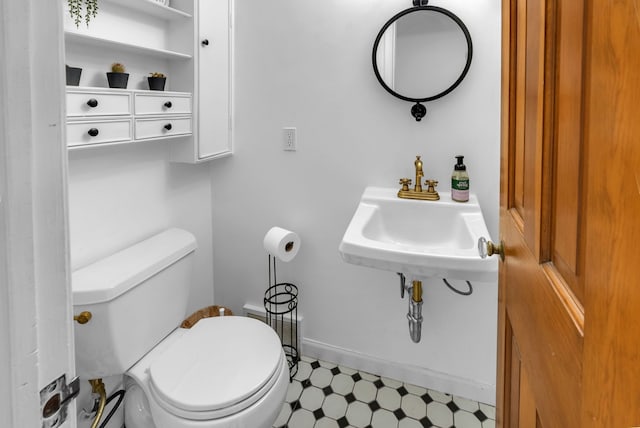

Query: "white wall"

xmin=210 ymin=0 xmax=501 ymax=404
xmin=67 ymin=142 xmax=214 ymax=314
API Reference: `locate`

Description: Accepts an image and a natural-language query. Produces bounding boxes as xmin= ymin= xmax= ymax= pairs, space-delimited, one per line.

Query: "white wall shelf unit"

xmin=63 ymin=0 xmax=232 ymax=161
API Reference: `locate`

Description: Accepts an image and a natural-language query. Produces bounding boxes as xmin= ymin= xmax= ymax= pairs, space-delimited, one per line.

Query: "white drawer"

xmin=134 ymin=117 xmax=192 ymax=140
xmin=67 ymin=119 xmax=132 ymax=147
xmin=67 ymin=91 xmax=131 ymax=117
xmin=134 ymin=93 xmax=192 ymax=116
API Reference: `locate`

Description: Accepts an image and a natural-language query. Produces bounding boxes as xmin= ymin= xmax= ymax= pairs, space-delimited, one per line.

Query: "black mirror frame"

xmin=372 ymin=5 xmax=473 ymax=121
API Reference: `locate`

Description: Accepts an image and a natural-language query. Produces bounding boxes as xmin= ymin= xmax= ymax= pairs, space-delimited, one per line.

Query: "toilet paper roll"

xmin=263 ymin=227 xmax=301 ymax=262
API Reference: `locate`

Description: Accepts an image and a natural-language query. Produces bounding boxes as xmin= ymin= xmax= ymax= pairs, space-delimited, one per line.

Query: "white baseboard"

xmin=301 ymin=338 xmax=496 ymax=406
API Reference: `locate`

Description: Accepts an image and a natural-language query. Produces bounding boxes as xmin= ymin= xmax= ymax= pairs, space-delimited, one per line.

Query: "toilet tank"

xmin=72 ymin=228 xmax=197 ymax=379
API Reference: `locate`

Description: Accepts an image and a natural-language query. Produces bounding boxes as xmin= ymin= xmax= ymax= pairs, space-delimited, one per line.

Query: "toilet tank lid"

xmin=72 ymin=228 xmax=197 ymax=306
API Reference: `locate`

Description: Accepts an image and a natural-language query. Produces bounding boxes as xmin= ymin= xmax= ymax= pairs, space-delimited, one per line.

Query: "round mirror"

xmin=372 ymin=5 xmax=473 ymax=120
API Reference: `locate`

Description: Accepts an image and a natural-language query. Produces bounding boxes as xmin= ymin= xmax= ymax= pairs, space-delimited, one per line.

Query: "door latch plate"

xmin=40 ymin=374 xmax=80 ymax=428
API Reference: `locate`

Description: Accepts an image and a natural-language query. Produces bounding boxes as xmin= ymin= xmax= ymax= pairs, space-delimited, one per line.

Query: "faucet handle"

xmin=425 ymin=179 xmax=438 ymax=194
xmin=399 ymin=178 xmax=412 ymax=191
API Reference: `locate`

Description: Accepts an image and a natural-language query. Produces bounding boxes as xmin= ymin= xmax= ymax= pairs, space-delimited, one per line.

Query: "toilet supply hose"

xmin=98 ymin=390 xmax=125 ymax=428
xmin=88 ymin=379 xmax=106 ymax=428
xmin=442 ymin=278 xmax=473 ymax=296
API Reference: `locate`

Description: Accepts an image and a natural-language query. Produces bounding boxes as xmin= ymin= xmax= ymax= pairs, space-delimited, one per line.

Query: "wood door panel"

xmin=580 ymin=0 xmax=640 ymax=425
xmin=521 ymin=0 xmax=545 ymax=254
xmin=508 ymin=331 xmax=521 ymax=428
xmin=501 ymin=0 xmax=640 ymax=426
xmin=504 ymin=211 xmax=582 ymax=428
xmin=499 ymin=0 xmax=587 ymax=425
xmin=507 ymin=331 xmax=538 ymax=428
xmin=550 ymin=0 xmax=585 ymax=302
xmin=513 ymin=0 xmax=527 ymax=218
xmin=503 ymin=319 xmax=548 ymax=428
xmin=516 ymin=356 xmax=537 ymax=428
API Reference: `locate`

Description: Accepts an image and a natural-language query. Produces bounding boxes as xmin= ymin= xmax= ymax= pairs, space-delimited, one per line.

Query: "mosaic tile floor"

xmin=273 ymin=357 xmax=495 ymax=428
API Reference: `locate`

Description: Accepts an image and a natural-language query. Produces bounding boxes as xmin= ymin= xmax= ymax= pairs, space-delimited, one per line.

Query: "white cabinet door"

xmin=196 ymin=0 xmax=232 ymax=160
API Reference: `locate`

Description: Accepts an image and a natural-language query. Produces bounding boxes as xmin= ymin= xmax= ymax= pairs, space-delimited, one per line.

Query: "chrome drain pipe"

xmin=398 ymin=274 xmax=424 ymax=343
xmin=407 ymin=280 xmax=423 ymax=343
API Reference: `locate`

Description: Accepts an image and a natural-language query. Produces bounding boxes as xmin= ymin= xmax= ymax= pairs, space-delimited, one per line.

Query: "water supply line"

xmin=88 ymin=379 xmax=106 ymax=428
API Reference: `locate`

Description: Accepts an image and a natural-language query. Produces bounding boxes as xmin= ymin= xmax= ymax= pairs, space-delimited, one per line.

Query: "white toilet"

xmin=72 ymin=228 xmax=289 ymax=428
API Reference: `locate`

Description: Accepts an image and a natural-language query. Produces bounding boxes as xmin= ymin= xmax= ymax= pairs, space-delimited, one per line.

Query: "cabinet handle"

xmin=164 ymin=123 xmax=172 ymax=131
xmin=164 ymin=101 xmax=172 ymax=108
xmin=201 ymin=39 xmax=209 ymax=46
xmin=87 ymin=128 xmax=99 ymax=137
xmin=87 ymin=98 xmax=98 ymax=108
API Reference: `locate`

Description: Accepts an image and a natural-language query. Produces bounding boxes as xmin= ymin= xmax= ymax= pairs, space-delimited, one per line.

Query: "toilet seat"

xmin=147 ymin=316 xmax=285 ymax=420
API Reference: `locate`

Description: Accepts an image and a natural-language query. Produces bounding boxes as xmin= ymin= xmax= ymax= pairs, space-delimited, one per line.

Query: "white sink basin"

xmin=339 ymin=187 xmax=497 ymax=281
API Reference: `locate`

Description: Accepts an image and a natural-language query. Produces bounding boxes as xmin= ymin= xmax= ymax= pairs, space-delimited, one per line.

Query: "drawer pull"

xmin=87 ymin=128 xmax=99 ymax=137
xmin=201 ymin=39 xmax=209 ymax=46
xmin=86 ymin=98 xmax=99 ymax=108
xmin=164 ymin=101 xmax=172 ymax=108
xmin=164 ymin=123 xmax=172 ymax=131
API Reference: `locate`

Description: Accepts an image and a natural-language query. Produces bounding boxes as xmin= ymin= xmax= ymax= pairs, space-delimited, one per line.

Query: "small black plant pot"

xmin=147 ymin=76 xmax=166 ymax=91
xmin=106 ymin=72 xmax=129 ymax=89
xmin=66 ymin=66 xmax=82 ymax=86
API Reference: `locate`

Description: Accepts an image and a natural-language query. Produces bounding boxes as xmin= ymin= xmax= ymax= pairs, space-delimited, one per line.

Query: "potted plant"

xmin=148 ymin=72 xmax=167 ymax=91
xmin=68 ymin=0 xmax=99 ymax=28
xmin=66 ymin=65 xmax=82 ymax=86
xmin=107 ymin=63 xmax=129 ymax=89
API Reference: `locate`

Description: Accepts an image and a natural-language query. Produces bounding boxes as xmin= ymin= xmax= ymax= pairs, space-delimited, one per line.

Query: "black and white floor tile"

xmin=273 ymin=357 xmax=496 ymax=428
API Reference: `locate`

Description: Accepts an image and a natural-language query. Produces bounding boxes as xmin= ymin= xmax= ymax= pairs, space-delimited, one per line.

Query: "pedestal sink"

xmin=339 ymin=187 xmax=497 ymax=281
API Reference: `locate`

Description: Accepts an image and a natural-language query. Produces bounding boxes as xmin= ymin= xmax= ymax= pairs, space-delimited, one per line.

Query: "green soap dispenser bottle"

xmin=452 ymin=155 xmax=470 ymax=202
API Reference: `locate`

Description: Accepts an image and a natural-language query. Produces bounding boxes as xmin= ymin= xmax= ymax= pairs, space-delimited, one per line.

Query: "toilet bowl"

xmin=71 ymin=229 xmax=289 ymax=428
xmin=125 ymin=316 xmax=289 ymax=428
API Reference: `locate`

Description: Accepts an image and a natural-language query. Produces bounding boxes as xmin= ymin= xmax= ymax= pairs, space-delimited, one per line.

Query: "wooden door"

xmin=497 ymin=0 xmax=640 ymax=427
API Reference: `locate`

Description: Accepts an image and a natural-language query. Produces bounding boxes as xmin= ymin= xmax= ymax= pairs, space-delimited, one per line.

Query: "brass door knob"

xmin=73 ymin=311 xmax=92 ymax=325
xmin=478 ymin=237 xmax=505 ymax=262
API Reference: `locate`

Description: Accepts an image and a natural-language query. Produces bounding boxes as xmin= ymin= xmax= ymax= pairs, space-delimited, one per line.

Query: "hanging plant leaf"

xmin=68 ymin=0 xmax=99 ymax=28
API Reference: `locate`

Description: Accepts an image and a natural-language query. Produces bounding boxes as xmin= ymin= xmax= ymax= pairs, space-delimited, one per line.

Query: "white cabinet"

xmin=171 ymin=0 xmax=233 ymax=163
xmin=66 ymin=87 xmax=191 ymax=149
xmin=63 ymin=0 xmax=232 ymax=161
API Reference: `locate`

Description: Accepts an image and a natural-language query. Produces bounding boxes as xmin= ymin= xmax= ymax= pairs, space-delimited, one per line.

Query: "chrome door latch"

xmin=40 ymin=374 xmax=80 ymax=428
